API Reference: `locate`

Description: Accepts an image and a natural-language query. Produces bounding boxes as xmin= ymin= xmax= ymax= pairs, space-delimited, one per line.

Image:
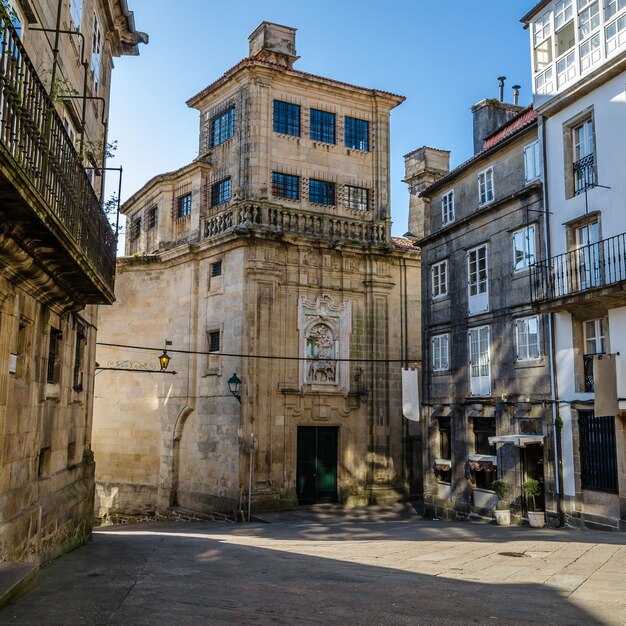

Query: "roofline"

xmin=403 ymin=146 xmax=450 ymax=160
xmin=520 ymin=0 xmax=552 ymax=25
xmin=186 ymin=58 xmax=405 ymax=109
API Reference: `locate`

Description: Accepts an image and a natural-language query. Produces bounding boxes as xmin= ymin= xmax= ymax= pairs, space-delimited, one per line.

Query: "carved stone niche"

xmin=298 ymin=295 xmax=352 ymax=395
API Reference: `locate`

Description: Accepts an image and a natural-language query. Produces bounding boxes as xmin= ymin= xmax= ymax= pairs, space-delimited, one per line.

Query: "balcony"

xmin=531 ymin=232 xmax=626 ymax=309
xmin=0 ymin=16 xmax=115 ymax=305
xmin=573 ymin=153 xmax=596 ymax=195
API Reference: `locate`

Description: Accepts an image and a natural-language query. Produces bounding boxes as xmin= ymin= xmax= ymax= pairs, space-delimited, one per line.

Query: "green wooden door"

xmin=296 ymin=427 xmax=338 ymax=505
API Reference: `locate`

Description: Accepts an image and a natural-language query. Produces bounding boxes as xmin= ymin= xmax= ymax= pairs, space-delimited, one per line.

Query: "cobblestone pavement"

xmin=2 ymin=506 xmax=626 ymax=625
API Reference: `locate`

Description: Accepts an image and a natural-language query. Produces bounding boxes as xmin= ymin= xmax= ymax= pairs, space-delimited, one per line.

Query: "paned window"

xmin=345 ymin=185 xmax=368 ymax=211
xmin=344 ymin=116 xmax=369 ymax=151
xmin=534 ymin=10 xmax=551 ymax=45
xmin=211 ymin=178 xmax=231 ymax=207
xmin=468 ymin=245 xmax=489 ymax=314
xmin=309 ymin=179 xmax=335 ymax=205
xmin=91 ymin=14 xmax=101 ymax=94
xmin=585 ymin=318 xmax=605 ymax=355
xmin=176 ymin=193 xmax=192 ymax=219
xmin=605 ymin=13 xmax=626 ymax=53
xmin=130 ymin=216 xmax=141 ymax=241
xmin=557 ymin=50 xmax=576 ymax=87
xmin=477 ymin=167 xmax=494 ymax=205
xmin=574 ymin=119 xmax=595 ymax=193
xmin=211 ymin=108 xmax=235 ymax=147
xmin=535 ymin=67 xmax=555 ymax=95
xmin=70 ymin=0 xmax=82 ymax=29
xmin=606 ymin=0 xmax=626 ymax=19
xmin=468 ymin=326 xmax=490 ymax=396
xmin=580 ymin=33 xmax=601 ymax=71
xmin=555 ymin=0 xmax=574 ymax=28
xmin=208 ymin=330 xmax=220 ymax=353
xmin=147 ymin=206 xmax=158 ymax=229
xmin=431 ymin=260 xmax=448 ymax=299
xmin=516 ymin=316 xmax=540 ymax=361
xmin=513 ymin=225 xmax=536 ymax=271
xmin=272 ymin=172 xmax=300 ymax=200
xmin=524 ymin=141 xmax=541 ymax=182
xmin=441 ymin=191 xmax=455 ymax=225
xmin=579 ymin=411 xmax=618 ymax=492
xmin=211 ymin=260 xmax=222 ymax=278
xmin=47 ymin=328 xmax=62 ymax=384
xmin=273 ymin=100 xmax=300 ymax=137
xmin=579 ymin=1 xmax=600 ymax=37
xmin=432 ymin=334 xmax=449 ymax=371
xmin=310 ymin=109 xmax=335 ymax=144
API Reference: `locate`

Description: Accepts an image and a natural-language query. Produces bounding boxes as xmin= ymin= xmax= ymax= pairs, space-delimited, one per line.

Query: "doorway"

xmin=296 ymin=426 xmax=338 ymax=505
xmin=522 ymin=445 xmax=545 ymax=513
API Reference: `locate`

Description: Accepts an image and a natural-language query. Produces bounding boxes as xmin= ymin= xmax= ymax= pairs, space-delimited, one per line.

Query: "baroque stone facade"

xmin=93 ymin=22 xmax=421 ymax=520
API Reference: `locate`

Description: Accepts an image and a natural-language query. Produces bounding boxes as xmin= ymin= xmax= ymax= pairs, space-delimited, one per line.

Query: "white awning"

xmin=434 ymin=458 xmax=451 ymax=468
xmin=488 ymin=434 xmax=544 ymax=448
xmin=468 ymin=454 xmax=497 ymax=465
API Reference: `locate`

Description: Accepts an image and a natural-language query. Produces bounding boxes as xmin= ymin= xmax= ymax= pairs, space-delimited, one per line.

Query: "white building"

xmin=523 ymin=0 xmax=626 ymax=530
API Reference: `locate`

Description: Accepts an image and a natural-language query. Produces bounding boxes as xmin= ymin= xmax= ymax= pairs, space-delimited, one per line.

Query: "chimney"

xmin=471 ymin=77 xmax=524 ymax=154
xmin=512 ymin=85 xmax=521 ymax=106
xmin=248 ymin=22 xmax=299 ymax=68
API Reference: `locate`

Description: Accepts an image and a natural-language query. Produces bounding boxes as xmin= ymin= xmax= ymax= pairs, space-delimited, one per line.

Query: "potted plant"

xmin=492 ymin=479 xmax=511 ymax=526
xmin=522 ymin=479 xmax=545 ymax=528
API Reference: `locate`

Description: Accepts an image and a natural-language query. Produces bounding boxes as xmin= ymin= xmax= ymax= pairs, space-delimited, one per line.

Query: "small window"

xmin=147 ymin=206 xmax=158 ymax=229
xmin=47 ymin=328 xmax=62 ymax=384
xmin=210 ymin=178 xmax=231 ymax=207
xmin=605 ymin=13 xmax=626 ymax=54
xmin=606 ymin=0 xmax=626 ymax=19
xmin=431 ymin=260 xmax=448 ymax=299
xmin=73 ymin=321 xmax=86 ymax=391
xmin=555 ymin=0 xmax=574 ymax=29
xmin=432 ymin=334 xmax=449 ymax=371
xmin=91 ymin=14 xmax=101 ymax=94
xmin=468 ymin=245 xmax=489 ymax=315
xmin=579 ymin=1 xmax=600 ymax=38
xmin=512 ymin=225 xmax=536 ymax=271
xmin=309 ymin=179 xmax=335 ymax=205
xmin=130 ymin=215 xmax=141 ymax=241
xmin=176 ymin=193 xmax=192 ymax=219
xmin=208 ymin=330 xmax=220 ymax=353
xmin=70 ymin=0 xmax=82 ymax=29
xmin=273 ymin=100 xmax=300 ymax=137
xmin=345 ymin=185 xmax=368 ymax=211
xmin=524 ymin=142 xmax=541 ymax=182
xmin=310 ymin=109 xmax=335 ymax=144
xmin=211 ymin=260 xmax=222 ymax=278
xmin=516 ymin=316 xmax=540 ymax=361
xmin=344 ymin=117 xmax=369 ymax=151
xmin=477 ymin=167 xmax=494 ymax=206
xmin=441 ymin=191 xmax=455 ymax=225
xmin=272 ymin=172 xmax=300 ymax=200
xmin=211 ymin=108 xmax=235 ymax=147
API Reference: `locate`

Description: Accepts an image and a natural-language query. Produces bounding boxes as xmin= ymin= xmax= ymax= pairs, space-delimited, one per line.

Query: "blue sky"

xmin=107 ymin=1 xmax=534 ymax=238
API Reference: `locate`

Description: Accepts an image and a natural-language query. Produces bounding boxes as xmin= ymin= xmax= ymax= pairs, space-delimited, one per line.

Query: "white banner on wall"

xmin=401 ymin=368 xmax=420 ymax=421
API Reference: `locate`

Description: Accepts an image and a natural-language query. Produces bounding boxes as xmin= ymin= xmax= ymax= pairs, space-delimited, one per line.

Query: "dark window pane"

xmin=176 ymin=193 xmax=192 ymax=219
xmin=309 ymin=179 xmax=335 ymax=205
xmin=211 ymin=261 xmax=222 ymax=277
xmin=272 ymin=172 xmax=300 ymax=200
xmin=47 ymin=328 xmax=62 ymax=384
xmin=211 ymin=108 xmax=235 ymax=147
xmin=579 ymin=411 xmax=618 ymax=492
xmin=310 ymin=108 xmax=335 ymax=144
xmin=273 ymin=100 xmax=300 ymax=137
xmin=346 ymin=185 xmax=368 ymax=210
xmin=345 ymin=116 xmax=369 ymax=151
xmin=211 ymin=178 xmax=231 ymax=207
xmin=147 ymin=206 xmax=158 ymax=229
xmin=209 ymin=331 xmax=220 ymax=352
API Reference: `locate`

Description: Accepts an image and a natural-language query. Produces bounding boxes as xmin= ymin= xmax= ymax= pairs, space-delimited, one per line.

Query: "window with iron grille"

xmin=345 ymin=185 xmax=368 ymax=211
xmin=273 ymin=100 xmax=300 ymax=137
xmin=579 ymin=411 xmax=618 ymax=492
xmin=208 ymin=330 xmax=220 ymax=353
xmin=211 ymin=107 xmax=235 ymax=147
xmin=47 ymin=328 xmax=62 ymax=384
xmin=210 ymin=178 xmax=231 ymax=207
xmin=309 ymin=179 xmax=335 ymax=205
xmin=176 ymin=193 xmax=192 ymax=219
xmin=211 ymin=260 xmax=222 ymax=277
xmin=272 ymin=172 xmax=299 ymax=200
xmin=310 ymin=108 xmax=335 ymax=144
xmin=345 ymin=116 xmax=369 ymax=151
xmin=130 ymin=215 xmax=141 ymax=241
xmin=147 ymin=206 xmax=158 ymax=229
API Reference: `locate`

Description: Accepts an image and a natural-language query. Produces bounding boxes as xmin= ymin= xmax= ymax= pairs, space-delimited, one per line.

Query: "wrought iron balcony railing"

xmin=0 ymin=14 xmax=115 ymax=297
xmin=531 ymin=232 xmax=626 ymax=303
xmin=573 ymin=153 xmax=595 ymax=195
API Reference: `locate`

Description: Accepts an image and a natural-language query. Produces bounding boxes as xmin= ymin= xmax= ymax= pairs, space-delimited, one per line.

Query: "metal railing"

xmin=202 ymin=202 xmax=388 ymax=245
xmin=531 ymin=232 xmax=626 ymax=302
xmin=0 ymin=14 xmax=115 ymax=287
xmin=573 ymin=153 xmax=595 ymax=195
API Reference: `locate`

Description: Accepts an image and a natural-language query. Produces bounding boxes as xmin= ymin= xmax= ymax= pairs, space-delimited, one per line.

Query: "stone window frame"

xmin=562 ymin=106 xmax=596 ymax=199
xmin=431 ymin=333 xmax=449 ymax=372
xmin=210 ymin=177 xmax=232 ymax=207
xmin=524 ymin=141 xmax=541 ymax=183
xmin=46 ymin=327 xmax=62 ymax=385
xmin=344 ymin=116 xmax=369 ymax=152
xmin=273 ymin=99 xmax=301 ymax=137
xmin=431 ymin=259 xmax=448 ymax=299
xmin=309 ymin=107 xmax=336 ymax=145
xmin=477 ymin=166 xmax=495 ymax=207
xmin=344 ymin=184 xmax=369 ymax=211
xmin=271 ymin=171 xmax=300 ymax=201
xmin=441 ymin=190 xmax=455 ymax=225
xmin=515 ymin=315 xmax=541 ymax=362
xmin=512 ymin=223 xmax=537 ymax=272
xmin=571 ymin=313 xmax=609 ymax=392
xmin=210 ymin=107 xmax=235 ymax=148
xmin=309 ymin=178 xmax=336 ymax=206
xmin=146 ymin=205 xmax=158 ymax=230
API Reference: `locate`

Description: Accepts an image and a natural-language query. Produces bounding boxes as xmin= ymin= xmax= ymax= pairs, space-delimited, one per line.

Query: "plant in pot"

xmin=491 ymin=479 xmax=511 ymax=526
xmin=522 ymin=479 xmax=545 ymax=528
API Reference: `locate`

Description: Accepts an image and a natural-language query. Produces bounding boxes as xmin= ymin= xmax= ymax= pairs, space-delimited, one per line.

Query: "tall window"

xmin=512 ymin=225 xmax=536 ymax=271
xmin=147 ymin=206 xmax=158 ymax=229
xmin=211 ymin=260 xmax=222 ymax=277
xmin=431 ymin=260 xmax=448 ymax=299
xmin=579 ymin=411 xmax=618 ymax=492
xmin=437 ymin=416 xmax=451 ymax=483
xmin=344 ymin=116 xmax=369 ymax=151
xmin=432 ymin=334 xmax=449 ymax=371
xmin=345 ymin=185 xmax=368 ymax=211
xmin=478 ymin=167 xmax=494 ymax=206
xmin=176 ymin=193 xmax=192 ymax=219
xmin=91 ymin=14 xmax=101 ymax=94
xmin=211 ymin=108 xmax=235 ymax=147
xmin=555 ymin=0 xmax=574 ymax=28
xmin=211 ymin=178 xmax=231 ymax=207
xmin=524 ymin=141 xmax=541 ymax=182
xmin=471 ymin=417 xmax=496 ymax=489
xmin=70 ymin=0 xmax=82 ymax=29
xmin=583 ymin=318 xmax=606 ymax=392
xmin=468 ymin=245 xmax=489 ymax=315
xmin=573 ymin=119 xmax=595 ymax=193
xmin=208 ymin=330 xmax=220 ymax=353
xmin=272 ymin=172 xmax=299 ymax=200
xmin=130 ymin=216 xmax=141 ymax=241
xmin=441 ymin=191 xmax=455 ymax=225
xmin=47 ymin=328 xmax=62 ymax=384
xmin=309 ymin=179 xmax=335 ymax=205
xmin=468 ymin=326 xmax=490 ymax=396
xmin=273 ymin=100 xmax=300 ymax=137
xmin=578 ymin=0 xmax=600 ymax=38
xmin=310 ymin=109 xmax=335 ymax=144
xmin=73 ymin=321 xmax=86 ymax=391
xmin=516 ymin=316 xmax=540 ymax=361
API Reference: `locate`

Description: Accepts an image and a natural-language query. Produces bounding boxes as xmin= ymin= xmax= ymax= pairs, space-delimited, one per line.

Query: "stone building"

xmin=0 ymin=0 xmax=146 ymax=563
xmin=522 ymin=0 xmax=626 ymax=531
xmin=92 ymin=23 xmax=421 ymax=520
xmin=406 ymin=90 xmax=556 ymax=522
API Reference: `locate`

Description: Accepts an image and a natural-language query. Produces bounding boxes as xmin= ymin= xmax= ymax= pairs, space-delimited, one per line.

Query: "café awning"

xmin=488 ymin=434 xmax=544 ymax=448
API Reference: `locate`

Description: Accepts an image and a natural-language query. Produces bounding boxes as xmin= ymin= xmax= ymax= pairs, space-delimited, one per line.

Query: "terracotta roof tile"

xmin=392 ymin=236 xmax=419 ymax=251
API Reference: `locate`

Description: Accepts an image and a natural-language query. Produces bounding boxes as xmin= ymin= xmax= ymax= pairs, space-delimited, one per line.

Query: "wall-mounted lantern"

xmin=228 ymin=372 xmax=242 ymax=402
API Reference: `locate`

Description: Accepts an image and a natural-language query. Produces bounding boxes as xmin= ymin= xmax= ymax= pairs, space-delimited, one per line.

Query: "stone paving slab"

xmin=1 ymin=511 xmax=626 ymax=625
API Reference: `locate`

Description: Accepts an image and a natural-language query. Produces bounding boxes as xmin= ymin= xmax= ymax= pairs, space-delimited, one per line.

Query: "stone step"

xmin=0 ymin=562 xmax=38 ymax=609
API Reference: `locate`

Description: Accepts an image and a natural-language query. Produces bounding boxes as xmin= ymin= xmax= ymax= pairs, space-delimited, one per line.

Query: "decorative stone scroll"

xmin=298 ymin=295 xmax=351 ymax=394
